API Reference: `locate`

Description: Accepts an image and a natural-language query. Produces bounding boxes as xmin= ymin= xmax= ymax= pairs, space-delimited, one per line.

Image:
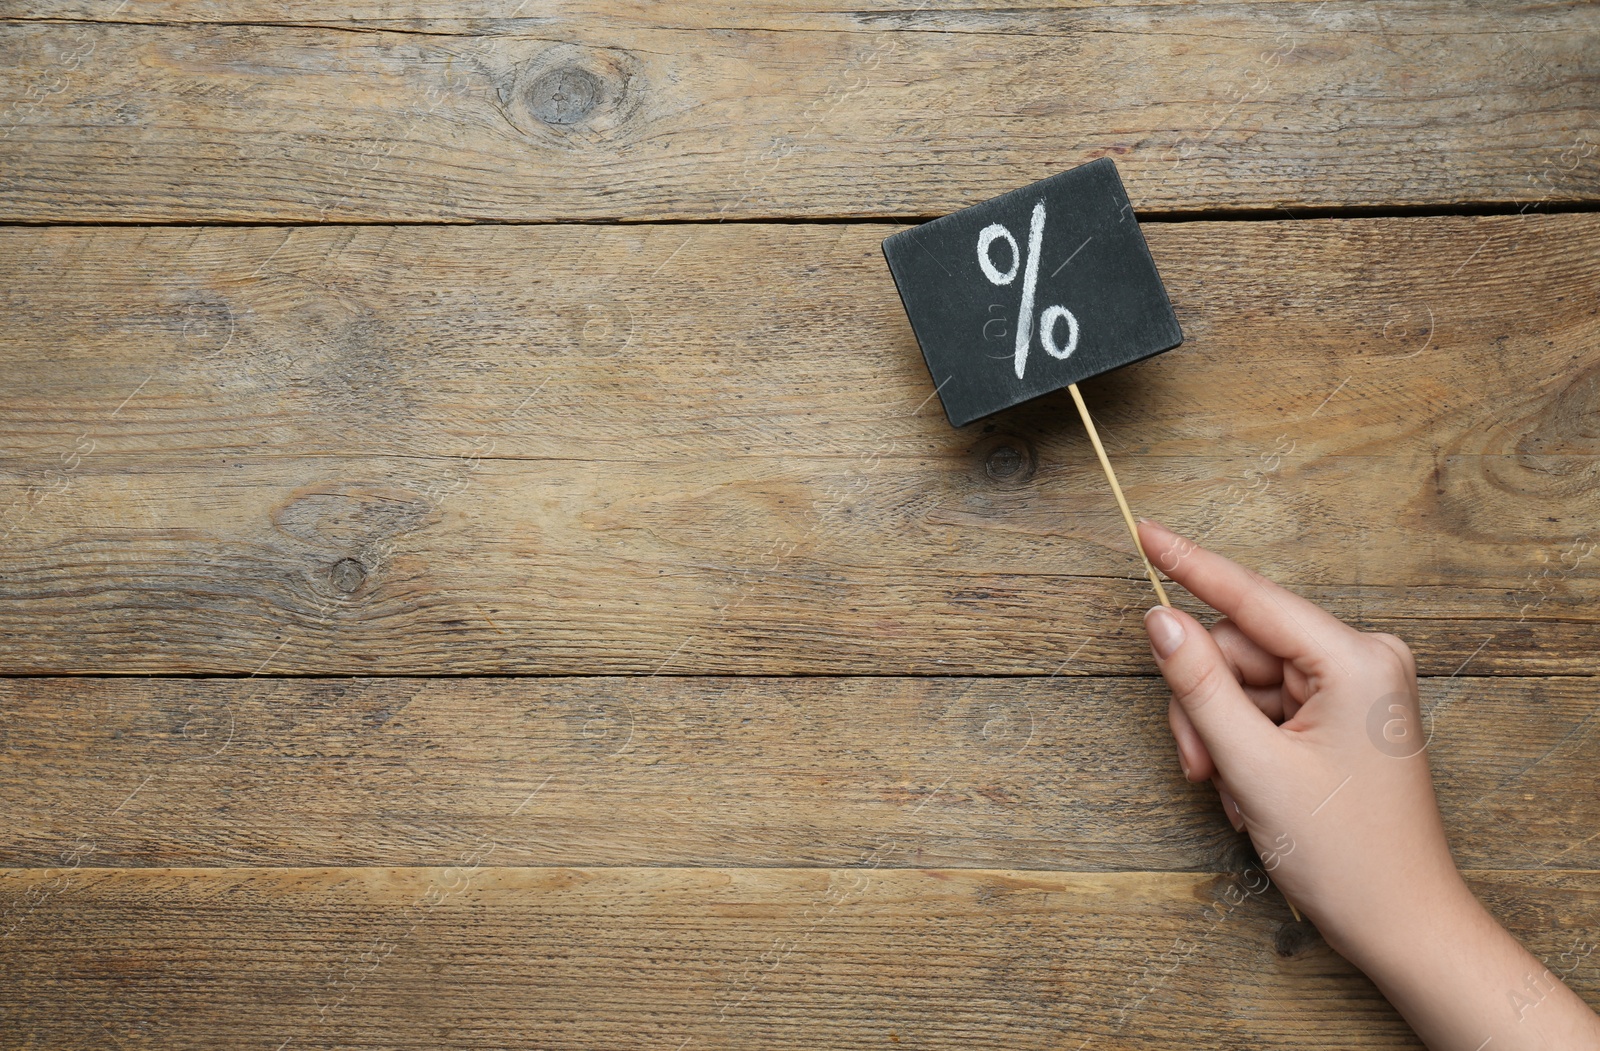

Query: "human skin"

xmin=1135 ymin=517 xmax=1600 ymax=1051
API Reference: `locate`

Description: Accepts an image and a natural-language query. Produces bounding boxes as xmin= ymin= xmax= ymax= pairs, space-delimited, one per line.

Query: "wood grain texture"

xmin=2 ymin=864 xmax=1596 ymax=1049
xmin=1 ymin=2 xmax=1597 ymax=221
xmin=2 ymin=676 xmax=1597 ymax=873
xmin=2 ymin=215 xmax=1596 ymax=675
xmin=10 ymin=0 xmax=1347 ymax=17
xmin=5 ymin=5 xmax=1597 ymax=1048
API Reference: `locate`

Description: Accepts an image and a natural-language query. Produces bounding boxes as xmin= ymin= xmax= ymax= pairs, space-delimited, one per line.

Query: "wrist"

xmin=1318 ymin=868 xmax=1484 ymax=979
xmin=1321 ymin=874 xmax=1600 ymax=1049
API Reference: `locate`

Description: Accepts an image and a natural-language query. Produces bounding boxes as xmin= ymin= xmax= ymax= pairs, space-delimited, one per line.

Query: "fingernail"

xmin=1144 ymin=606 xmax=1186 ymax=659
xmin=1179 ymin=757 xmax=1191 ymax=779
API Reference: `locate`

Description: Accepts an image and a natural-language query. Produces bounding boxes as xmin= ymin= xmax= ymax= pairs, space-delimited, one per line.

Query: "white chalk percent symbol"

xmin=976 ymin=200 xmax=1080 ymax=379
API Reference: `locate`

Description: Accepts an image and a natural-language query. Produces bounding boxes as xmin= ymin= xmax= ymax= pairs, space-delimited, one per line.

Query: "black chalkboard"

xmin=882 ymin=158 xmax=1183 ymax=428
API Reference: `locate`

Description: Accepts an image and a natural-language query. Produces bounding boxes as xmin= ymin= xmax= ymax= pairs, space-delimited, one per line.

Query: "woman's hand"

xmin=1136 ymin=518 xmax=1600 ymax=1050
xmin=1136 ymin=517 xmax=1457 ymax=944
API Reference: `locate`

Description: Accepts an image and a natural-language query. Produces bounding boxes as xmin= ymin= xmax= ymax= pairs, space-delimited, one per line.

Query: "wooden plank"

xmin=13 ymin=0 xmax=1330 ymax=18
xmin=1 ymin=214 xmax=1595 ymax=675
xmin=1 ymin=3 xmax=1596 ymax=221
xmin=1 ymin=864 xmax=1596 ymax=1049
xmin=2 ymin=676 xmax=1596 ymax=872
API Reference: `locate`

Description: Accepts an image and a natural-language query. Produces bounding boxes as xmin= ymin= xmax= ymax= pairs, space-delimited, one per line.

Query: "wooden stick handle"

xmin=1065 ymin=385 xmax=1301 ymax=921
xmin=1066 ymin=383 xmax=1171 ymax=608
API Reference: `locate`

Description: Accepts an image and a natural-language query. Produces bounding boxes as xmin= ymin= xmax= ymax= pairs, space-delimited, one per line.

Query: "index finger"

xmin=1137 ymin=518 xmax=1362 ymax=674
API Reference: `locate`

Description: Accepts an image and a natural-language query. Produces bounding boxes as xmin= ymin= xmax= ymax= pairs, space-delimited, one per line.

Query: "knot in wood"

xmin=976 ymin=434 xmax=1037 ymax=487
xmin=329 ymin=557 xmax=368 ymax=594
xmin=497 ymin=44 xmax=641 ymax=144
xmin=986 ymin=443 xmax=1026 ymax=480
xmin=526 ymin=66 xmax=603 ymax=126
xmin=1274 ymin=920 xmax=1317 ymax=958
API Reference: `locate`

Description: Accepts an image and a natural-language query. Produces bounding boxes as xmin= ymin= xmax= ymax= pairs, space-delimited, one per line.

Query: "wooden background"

xmin=2 ymin=2 xmax=1597 ymax=1047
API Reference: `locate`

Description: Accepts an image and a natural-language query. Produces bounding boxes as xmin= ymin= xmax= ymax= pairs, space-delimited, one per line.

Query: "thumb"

xmin=1144 ymin=605 xmax=1281 ymax=775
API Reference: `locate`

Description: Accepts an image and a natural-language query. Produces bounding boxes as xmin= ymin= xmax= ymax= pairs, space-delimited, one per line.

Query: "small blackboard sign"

xmin=882 ymin=158 xmax=1182 ymax=428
